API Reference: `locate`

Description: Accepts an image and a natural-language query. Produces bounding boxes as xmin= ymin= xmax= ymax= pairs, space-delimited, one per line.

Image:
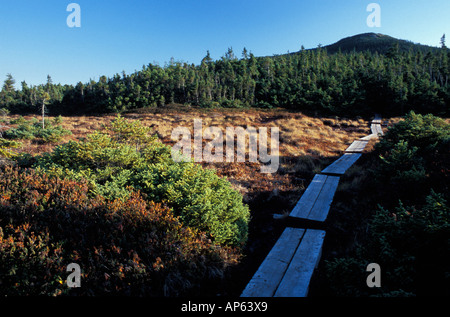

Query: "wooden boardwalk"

xmin=345 ymin=140 xmax=369 ymax=153
xmin=289 ymin=174 xmax=340 ymax=222
xmin=241 ymin=115 xmax=383 ymax=298
xmin=321 ymin=153 xmax=362 ymax=176
xmin=371 ymin=123 xmax=384 ymax=136
xmin=241 ymin=228 xmax=325 ymax=297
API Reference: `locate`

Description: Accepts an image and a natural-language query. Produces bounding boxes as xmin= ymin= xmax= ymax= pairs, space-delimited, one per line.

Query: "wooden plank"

xmin=241 ymin=228 xmax=306 ymax=297
xmin=307 ymin=176 xmax=340 ymax=222
xmin=359 ymin=134 xmax=377 ymax=141
xmin=290 ymin=175 xmax=340 ymax=221
xmin=375 ymin=124 xmax=384 ymax=136
xmin=371 ymin=123 xmax=383 ymax=136
xmin=370 ymin=123 xmax=377 ymax=135
xmin=274 ymin=229 xmax=326 ymax=297
xmin=321 ymin=153 xmax=362 ymax=175
xmin=345 ymin=140 xmax=368 ymax=153
xmin=289 ymin=174 xmax=326 ymax=219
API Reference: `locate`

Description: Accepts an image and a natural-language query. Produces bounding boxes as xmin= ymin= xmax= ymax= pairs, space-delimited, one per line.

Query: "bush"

xmin=9 ymin=115 xmax=27 ymax=125
xmin=0 ymin=166 xmax=237 ymax=296
xmin=325 ymin=112 xmax=450 ymax=296
xmin=4 ymin=116 xmax=72 ymax=143
xmin=326 ymin=191 xmax=449 ymax=296
xmin=375 ymin=111 xmax=449 ymax=203
xmin=33 ymin=115 xmax=250 ymax=247
xmin=0 ymin=138 xmax=21 ymax=158
xmin=219 ymin=99 xmax=245 ymax=108
xmin=132 ymin=161 xmax=250 ymax=246
xmin=0 ymin=224 xmax=67 ymax=296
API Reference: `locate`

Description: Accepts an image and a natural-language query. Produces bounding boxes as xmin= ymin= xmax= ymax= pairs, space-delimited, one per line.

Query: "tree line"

xmin=1 ymin=44 xmax=449 ymax=117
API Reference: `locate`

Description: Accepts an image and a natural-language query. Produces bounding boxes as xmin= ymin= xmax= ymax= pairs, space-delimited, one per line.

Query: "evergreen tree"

xmin=0 ymin=43 xmax=449 ymax=117
xmin=2 ymin=74 xmax=15 ymax=92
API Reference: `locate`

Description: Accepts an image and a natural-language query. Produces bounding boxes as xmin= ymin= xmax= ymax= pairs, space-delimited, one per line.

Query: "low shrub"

xmin=0 ymin=166 xmax=237 ymax=296
xmin=324 ymin=111 xmax=450 ymax=296
xmin=375 ymin=111 xmax=449 ymax=203
xmin=325 ymin=191 xmax=449 ymax=296
xmin=4 ymin=116 xmax=72 ymax=144
xmin=0 ymin=138 xmax=21 ymax=158
xmin=33 ymin=115 xmax=250 ymax=247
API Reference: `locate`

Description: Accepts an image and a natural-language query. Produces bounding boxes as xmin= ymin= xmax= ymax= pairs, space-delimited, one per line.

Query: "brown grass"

xmin=4 ymin=109 xmax=374 ymax=209
xmin=3 ymin=108 xmax=382 ymax=295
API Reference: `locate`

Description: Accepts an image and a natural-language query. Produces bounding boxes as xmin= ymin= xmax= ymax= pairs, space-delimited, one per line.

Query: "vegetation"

xmin=27 ymin=115 xmax=250 ymax=248
xmin=0 ymin=108 xmax=21 ymax=158
xmin=324 ymin=112 xmax=449 ymax=296
xmin=0 ymin=115 xmax=251 ymax=296
xmin=0 ymin=110 xmax=370 ymax=296
xmin=4 ymin=116 xmax=71 ymax=144
xmin=0 ymin=32 xmax=448 ymax=297
xmin=0 ymin=138 xmax=21 ymax=158
xmin=0 ymin=166 xmax=237 ymax=296
xmin=319 ymin=33 xmax=441 ymax=55
xmin=1 ymin=34 xmax=449 ymax=118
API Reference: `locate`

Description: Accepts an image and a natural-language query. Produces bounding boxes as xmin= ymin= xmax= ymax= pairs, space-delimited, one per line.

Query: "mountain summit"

xmin=315 ymin=33 xmax=440 ymax=54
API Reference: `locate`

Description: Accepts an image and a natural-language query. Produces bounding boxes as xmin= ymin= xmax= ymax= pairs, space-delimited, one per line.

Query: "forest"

xmin=1 ymin=34 xmax=449 ymax=118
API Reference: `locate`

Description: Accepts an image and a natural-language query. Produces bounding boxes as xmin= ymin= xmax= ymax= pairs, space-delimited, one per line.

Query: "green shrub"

xmin=376 ymin=111 xmax=449 ymax=178
xmin=33 ymin=115 xmax=250 ymax=247
xmin=0 ymin=138 xmax=21 ymax=158
xmin=328 ymin=192 xmax=450 ymax=296
xmin=325 ymin=191 xmax=449 ymax=296
xmin=324 ymin=257 xmax=368 ymax=297
xmin=325 ymin=112 xmax=450 ymax=296
xmin=9 ymin=115 xmax=27 ymax=125
xmin=374 ymin=111 xmax=449 ymax=203
xmin=132 ymin=161 xmax=250 ymax=246
xmin=377 ymin=112 xmax=449 ymax=155
xmin=53 ymin=115 xmax=63 ymax=125
xmin=4 ymin=116 xmax=72 ymax=143
xmin=0 ymin=166 xmax=237 ymax=296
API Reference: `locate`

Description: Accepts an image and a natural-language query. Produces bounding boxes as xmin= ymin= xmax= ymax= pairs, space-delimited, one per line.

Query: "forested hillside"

xmin=1 ymin=33 xmax=449 ymax=117
xmin=316 ymin=33 xmax=441 ymax=55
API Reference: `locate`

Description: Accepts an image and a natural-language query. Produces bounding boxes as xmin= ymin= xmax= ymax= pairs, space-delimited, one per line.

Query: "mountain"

xmin=308 ymin=33 xmax=441 ymax=55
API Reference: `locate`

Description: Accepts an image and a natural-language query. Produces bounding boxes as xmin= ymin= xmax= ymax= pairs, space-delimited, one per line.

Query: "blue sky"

xmin=0 ymin=0 xmax=449 ymax=87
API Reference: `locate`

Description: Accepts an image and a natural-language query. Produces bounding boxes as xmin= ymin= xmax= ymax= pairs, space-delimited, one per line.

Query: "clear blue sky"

xmin=0 ymin=0 xmax=449 ymax=88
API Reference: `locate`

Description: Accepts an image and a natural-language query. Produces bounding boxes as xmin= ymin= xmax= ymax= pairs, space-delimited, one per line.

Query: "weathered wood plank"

xmin=345 ymin=140 xmax=369 ymax=153
xmin=290 ymin=175 xmax=340 ymax=221
xmin=370 ymin=123 xmax=377 ymax=135
xmin=375 ymin=124 xmax=384 ymax=136
xmin=307 ymin=176 xmax=340 ymax=222
xmin=321 ymin=153 xmax=362 ymax=175
xmin=359 ymin=134 xmax=377 ymax=141
xmin=241 ymin=228 xmax=306 ymax=297
xmin=274 ymin=229 xmax=326 ymax=297
xmin=371 ymin=123 xmax=383 ymax=136
xmin=289 ymin=174 xmax=326 ymax=219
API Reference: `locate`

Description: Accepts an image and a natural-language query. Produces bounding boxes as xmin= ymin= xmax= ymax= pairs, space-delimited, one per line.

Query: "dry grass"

xmin=3 ymin=109 xmax=373 ymax=209
xmin=3 ymin=107 xmax=390 ymax=296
